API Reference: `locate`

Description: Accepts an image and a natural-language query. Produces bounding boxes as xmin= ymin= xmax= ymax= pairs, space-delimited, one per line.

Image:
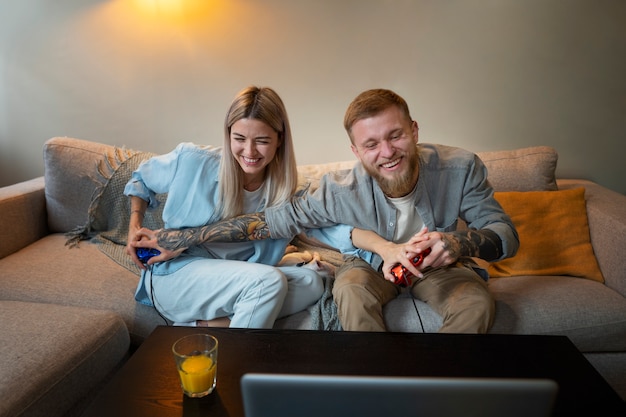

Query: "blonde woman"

xmin=124 ymin=86 xmax=356 ymax=328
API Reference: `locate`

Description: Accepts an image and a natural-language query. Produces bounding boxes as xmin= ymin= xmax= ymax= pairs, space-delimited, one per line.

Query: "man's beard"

xmin=363 ymin=147 xmax=420 ymax=198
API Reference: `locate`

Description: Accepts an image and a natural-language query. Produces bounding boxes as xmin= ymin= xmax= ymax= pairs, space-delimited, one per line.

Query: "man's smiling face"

xmin=350 ymin=105 xmax=420 ymax=198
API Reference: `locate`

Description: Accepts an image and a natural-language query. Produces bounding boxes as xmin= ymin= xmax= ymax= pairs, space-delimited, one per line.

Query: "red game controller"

xmin=390 ymin=247 xmax=432 ymax=287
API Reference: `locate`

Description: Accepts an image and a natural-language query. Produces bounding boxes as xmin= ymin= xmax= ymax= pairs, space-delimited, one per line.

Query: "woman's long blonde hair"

xmin=217 ymin=86 xmax=298 ymax=220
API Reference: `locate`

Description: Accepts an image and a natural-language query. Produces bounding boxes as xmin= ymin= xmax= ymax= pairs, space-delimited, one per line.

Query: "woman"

xmin=124 ymin=86 xmax=355 ymax=328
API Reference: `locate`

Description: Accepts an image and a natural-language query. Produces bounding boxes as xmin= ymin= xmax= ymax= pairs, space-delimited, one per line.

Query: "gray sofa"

xmin=1 ymin=137 xmax=625 ymax=416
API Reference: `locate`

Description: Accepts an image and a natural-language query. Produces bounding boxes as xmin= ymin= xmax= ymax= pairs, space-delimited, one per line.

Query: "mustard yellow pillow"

xmin=488 ymin=188 xmax=604 ymax=282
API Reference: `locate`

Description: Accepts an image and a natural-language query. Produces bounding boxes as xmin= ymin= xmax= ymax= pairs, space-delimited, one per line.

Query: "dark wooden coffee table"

xmin=81 ymin=326 xmax=625 ymax=417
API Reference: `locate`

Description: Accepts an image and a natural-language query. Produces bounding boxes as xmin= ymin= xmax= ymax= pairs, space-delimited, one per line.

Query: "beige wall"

xmin=1 ymin=0 xmax=625 ymax=193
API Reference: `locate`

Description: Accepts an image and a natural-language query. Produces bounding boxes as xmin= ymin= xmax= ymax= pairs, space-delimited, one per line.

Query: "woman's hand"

xmin=126 ymin=225 xmax=150 ymax=269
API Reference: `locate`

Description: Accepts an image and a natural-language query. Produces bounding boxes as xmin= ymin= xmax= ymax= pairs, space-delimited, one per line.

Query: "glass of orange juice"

xmin=172 ymin=333 xmax=218 ymax=397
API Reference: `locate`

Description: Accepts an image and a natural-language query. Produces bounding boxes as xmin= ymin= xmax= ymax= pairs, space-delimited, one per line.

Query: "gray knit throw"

xmin=65 ymin=148 xmax=164 ymax=275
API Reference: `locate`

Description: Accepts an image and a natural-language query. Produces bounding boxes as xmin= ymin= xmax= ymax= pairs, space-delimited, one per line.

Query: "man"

xmin=135 ymin=89 xmax=519 ymax=333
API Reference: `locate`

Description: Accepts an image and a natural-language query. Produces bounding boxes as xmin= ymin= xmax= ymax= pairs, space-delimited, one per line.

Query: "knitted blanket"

xmin=65 ymin=149 xmax=164 ymax=275
xmin=289 ymin=235 xmax=344 ymax=331
xmin=64 ymin=148 xmax=341 ymax=330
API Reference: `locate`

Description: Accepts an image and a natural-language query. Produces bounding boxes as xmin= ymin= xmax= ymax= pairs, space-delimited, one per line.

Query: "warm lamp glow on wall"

xmin=131 ymin=0 xmax=217 ymax=23
xmin=73 ymin=0 xmax=241 ymax=57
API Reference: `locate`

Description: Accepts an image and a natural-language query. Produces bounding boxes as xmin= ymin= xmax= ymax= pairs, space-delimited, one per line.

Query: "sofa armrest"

xmin=0 ymin=177 xmax=48 ymax=259
xmin=558 ymin=179 xmax=626 ymax=297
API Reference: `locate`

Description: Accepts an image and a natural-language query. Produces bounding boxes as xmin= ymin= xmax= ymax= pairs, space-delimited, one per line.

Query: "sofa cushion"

xmin=475 ymin=146 xmax=558 ymax=192
xmin=0 ymin=234 xmax=164 ymax=344
xmin=489 ymin=188 xmax=604 ymax=283
xmin=0 ymin=301 xmax=129 ymax=417
xmin=487 ymin=276 xmax=626 ymax=352
xmin=410 ymin=275 xmax=626 ymax=352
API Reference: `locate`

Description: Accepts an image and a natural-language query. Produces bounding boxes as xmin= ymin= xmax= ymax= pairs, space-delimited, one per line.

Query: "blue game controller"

xmin=136 ymin=247 xmax=161 ymax=264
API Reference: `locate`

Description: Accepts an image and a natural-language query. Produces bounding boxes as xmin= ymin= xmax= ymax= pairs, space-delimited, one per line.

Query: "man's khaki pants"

xmin=332 ymin=257 xmax=495 ymax=333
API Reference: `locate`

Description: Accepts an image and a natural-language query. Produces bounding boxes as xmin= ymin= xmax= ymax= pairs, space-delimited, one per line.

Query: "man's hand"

xmin=410 ymin=231 xmax=459 ymax=270
xmin=351 ymin=227 xmax=432 ymax=283
xmin=129 ymin=228 xmax=187 ymax=266
xmin=379 ymin=227 xmax=431 ymax=282
xmin=384 ymin=228 xmax=462 ymax=280
xmin=414 ymin=228 xmax=504 ymax=268
xmin=352 ymin=226 xmax=503 ymax=283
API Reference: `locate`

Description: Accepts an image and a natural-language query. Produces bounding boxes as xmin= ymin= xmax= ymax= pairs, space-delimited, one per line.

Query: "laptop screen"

xmin=240 ymin=373 xmax=557 ymax=417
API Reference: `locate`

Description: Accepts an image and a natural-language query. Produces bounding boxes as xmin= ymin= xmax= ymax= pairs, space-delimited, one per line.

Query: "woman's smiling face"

xmin=230 ymin=117 xmax=281 ymax=191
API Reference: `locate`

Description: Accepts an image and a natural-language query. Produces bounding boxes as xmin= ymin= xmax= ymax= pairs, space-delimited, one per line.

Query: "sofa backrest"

xmin=44 ymin=137 xmax=133 ymax=233
xmin=43 ymin=137 xmax=558 ymax=233
xmin=475 ymin=147 xmax=558 ymax=192
xmin=297 ymin=146 xmax=558 ymax=193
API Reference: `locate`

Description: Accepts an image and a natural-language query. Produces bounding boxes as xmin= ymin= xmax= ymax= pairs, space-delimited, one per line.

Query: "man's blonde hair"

xmin=343 ymin=89 xmax=412 ymax=143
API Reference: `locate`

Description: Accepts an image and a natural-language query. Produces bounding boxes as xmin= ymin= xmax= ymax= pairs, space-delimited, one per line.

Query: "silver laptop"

xmin=240 ymin=373 xmax=558 ymax=417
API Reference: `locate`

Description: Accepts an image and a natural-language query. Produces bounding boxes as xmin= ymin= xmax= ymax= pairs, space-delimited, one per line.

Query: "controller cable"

xmin=409 ymin=287 xmax=426 ymax=332
xmin=146 ymin=264 xmax=170 ymax=326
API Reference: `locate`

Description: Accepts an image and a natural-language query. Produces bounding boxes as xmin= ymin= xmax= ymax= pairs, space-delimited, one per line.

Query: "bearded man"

xmin=136 ymin=89 xmax=519 ymax=333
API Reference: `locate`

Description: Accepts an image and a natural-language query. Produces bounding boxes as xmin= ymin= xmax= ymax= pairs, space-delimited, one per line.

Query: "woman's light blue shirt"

xmin=124 ymin=143 xmax=360 ymax=306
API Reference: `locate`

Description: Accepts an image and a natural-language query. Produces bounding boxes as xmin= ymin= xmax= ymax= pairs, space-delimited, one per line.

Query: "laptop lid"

xmin=240 ymin=373 xmax=557 ymax=417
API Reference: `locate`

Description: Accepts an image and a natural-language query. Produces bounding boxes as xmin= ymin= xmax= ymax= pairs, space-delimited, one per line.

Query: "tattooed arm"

xmin=351 ymin=227 xmax=503 ymax=274
xmin=441 ymin=229 xmax=503 ymax=262
xmin=398 ymin=228 xmax=504 ymax=270
xmin=129 ymin=212 xmax=271 ymax=265
xmin=155 ymin=212 xmax=270 ymax=251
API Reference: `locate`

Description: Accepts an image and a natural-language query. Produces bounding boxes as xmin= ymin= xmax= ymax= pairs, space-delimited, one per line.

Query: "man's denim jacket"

xmin=266 ymin=143 xmax=519 ymax=273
